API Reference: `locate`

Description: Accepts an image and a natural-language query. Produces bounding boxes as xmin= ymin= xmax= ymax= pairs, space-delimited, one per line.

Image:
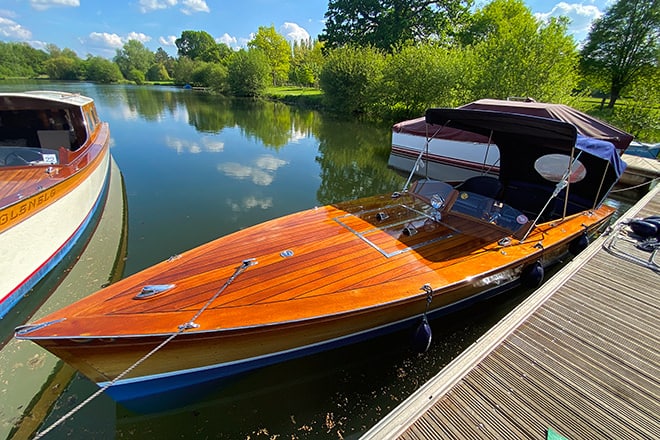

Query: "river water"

xmin=0 ymin=82 xmax=637 ymax=439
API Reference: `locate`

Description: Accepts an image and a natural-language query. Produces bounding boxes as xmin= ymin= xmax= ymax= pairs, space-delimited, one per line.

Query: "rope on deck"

xmin=34 ymin=258 xmax=257 ymax=439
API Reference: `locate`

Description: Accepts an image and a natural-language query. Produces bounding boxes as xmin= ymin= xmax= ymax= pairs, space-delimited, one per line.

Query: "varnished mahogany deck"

xmin=22 ymin=192 xmax=614 ymax=342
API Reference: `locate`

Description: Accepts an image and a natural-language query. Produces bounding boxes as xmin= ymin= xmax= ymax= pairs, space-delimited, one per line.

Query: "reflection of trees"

xmin=97 ymin=85 xmax=404 ymax=203
xmin=125 ymin=86 xmax=180 ymax=121
xmin=315 ymin=118 xmax=405 ymax=204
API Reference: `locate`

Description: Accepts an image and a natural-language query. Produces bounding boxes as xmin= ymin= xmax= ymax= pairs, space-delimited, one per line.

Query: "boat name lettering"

xmin=0 ymin=188 xmax=57 ymax=226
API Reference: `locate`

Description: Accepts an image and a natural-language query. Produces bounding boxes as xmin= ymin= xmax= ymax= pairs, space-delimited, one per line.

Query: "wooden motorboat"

xmin=0 ymin=91 xmax=111 ymax=318
xmin=389 ymin=99 xmax=633 ymax=182
xmin=16 ymin=109 xmax=625 ymax=408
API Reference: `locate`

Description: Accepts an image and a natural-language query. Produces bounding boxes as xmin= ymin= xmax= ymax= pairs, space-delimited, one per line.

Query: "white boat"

xmin=0 ymin=91 xmax=112 ymax=318
xmin=389 ymin=99 xmax=634 ymax=182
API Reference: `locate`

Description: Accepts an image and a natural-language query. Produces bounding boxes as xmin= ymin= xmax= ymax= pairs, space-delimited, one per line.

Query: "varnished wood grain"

xmin=20 ymin=183 xmax=615 ymax=383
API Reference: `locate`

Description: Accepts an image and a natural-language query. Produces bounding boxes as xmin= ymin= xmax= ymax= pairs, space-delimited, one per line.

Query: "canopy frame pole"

xmin=593 ymin=161 xmax=610 ymax=210
xmin=401 ymin=124 xmax=444 ymax=193
xmin=521 ymin=148 xmax=582 ymax=242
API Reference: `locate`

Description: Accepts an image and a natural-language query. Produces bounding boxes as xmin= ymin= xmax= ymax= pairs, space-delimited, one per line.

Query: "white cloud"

xmin=217 ymin=33 xmax=238 ymax=48
xmin=535 ymin=2 xmax=603 ymax=41
xmin=279 ymin=22 xmax=311 ymax=43
xmin=159 ymin=35 xmax=177 ymax=47
xmin=139 ymin=0 xmax=177 ymax=14
xmin=0 ymin=16 xmax=32 ymax=39
xmin=127 ymin=32 xmax=152 ymax=43
xmin=181 ymin=0 xmax=210 ymax=15
xmin=30 ymin=0 xmax=79 ymax=11
xmin=89 ymin=32 xmax=124 ymax=49
xmin=86 ymin=31 xmax=154 ymax=52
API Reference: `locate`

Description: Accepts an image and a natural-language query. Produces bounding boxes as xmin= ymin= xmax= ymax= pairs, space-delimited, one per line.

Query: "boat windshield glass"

xmin=0 ymin=147 xmax=60 ymax=167
xmin=450 ymin=190 xmax=530 ymax=234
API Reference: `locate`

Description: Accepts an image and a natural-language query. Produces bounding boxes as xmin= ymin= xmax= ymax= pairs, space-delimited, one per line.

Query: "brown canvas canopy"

xmin=393 ymin=99 xmax=634 ymax=151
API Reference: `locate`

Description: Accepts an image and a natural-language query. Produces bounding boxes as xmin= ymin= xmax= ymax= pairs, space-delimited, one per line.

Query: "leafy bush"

xmin=227 ymin=49 xmax=270 ymax=97
xmin=319 ymin=46 xmax=385 ymax=116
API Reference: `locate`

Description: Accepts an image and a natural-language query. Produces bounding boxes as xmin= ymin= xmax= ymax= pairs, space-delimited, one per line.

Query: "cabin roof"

xmin=394 ymin=99 xmax=634 ymax=151
xmin=0 ymin=91 xmax=93 ymax=109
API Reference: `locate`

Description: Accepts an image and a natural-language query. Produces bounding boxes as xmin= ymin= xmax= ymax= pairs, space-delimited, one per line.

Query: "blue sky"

xmin=0 ymin=0 xmax=613 ymax=58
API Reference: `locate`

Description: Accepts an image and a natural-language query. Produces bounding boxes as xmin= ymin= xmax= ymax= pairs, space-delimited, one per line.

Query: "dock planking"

xmin=363 ymin=184 xmax=659 ymax=440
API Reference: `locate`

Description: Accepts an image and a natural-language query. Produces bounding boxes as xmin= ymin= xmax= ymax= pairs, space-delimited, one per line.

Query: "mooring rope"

xmin=34 ymin=258 xmax=257 ymax=438
xmin=610 ymin=177 xmax=659 ymax=193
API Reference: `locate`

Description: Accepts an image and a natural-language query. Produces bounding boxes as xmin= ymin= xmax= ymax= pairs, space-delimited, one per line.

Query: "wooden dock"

xmin=619 ymin=153 xmax=660 ymax=187
xmin=363 ymin=185 xmax=660 ymax=440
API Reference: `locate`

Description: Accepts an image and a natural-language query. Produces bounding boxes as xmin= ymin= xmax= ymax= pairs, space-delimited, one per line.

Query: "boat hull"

xmin=24 ymin=208 xmax=612 ymax=408
xmin=0 ymin=119 xmax=111 ymax=318
xmin=389 ymin=132 xmax=499 ymax=182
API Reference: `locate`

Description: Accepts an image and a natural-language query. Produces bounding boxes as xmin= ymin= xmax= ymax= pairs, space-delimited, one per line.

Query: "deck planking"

xmin=362 ymin=184 xmax=660 ymax=440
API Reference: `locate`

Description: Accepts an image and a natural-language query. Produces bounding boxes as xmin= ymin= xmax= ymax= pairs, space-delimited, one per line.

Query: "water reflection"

xmin=0 ymin=81 xmax=640 ymax=439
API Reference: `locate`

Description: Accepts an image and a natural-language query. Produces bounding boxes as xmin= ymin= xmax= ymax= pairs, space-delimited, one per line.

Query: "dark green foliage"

xmin=227 ymin=50 xmax=271 ymax=97
xmin=146 ymin=63 xmax=171 ymax=82
xmin=319 ymin=45 xmax=385 ymax=115
xmin=0 ymin=42 xmax=48 ymax=78
xmin=176 ymin=30 xmax=231 ymax=63
xmin=580 ymin=0 xmax=660 ymax=108
xmin=320 ymin=0 xmax=472 ymax=51
xmin=114 ymin=40 xmax=155 ymax=79
xmin=193 ymin=62 xmax=229 ymax=93
xmin=379 ymin=43 xmax=470 ymax=119
xmin=84 ymin=56 xmax=123 ymax=83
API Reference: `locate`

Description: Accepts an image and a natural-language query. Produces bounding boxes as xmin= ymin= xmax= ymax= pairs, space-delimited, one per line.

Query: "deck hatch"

xmin=134 ymin=284 xmax=176 ymax=300
xmin=334 ymin=204 xmax=457 ymax=258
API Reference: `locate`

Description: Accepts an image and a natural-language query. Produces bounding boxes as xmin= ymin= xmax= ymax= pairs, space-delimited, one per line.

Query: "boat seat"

xmin=458 ymin=176 xmax=503 ymax=199
xmin=503 ymin=180 xmax=554 ymax=219
xmin=37 ymin=130 xmax=71 ymax=149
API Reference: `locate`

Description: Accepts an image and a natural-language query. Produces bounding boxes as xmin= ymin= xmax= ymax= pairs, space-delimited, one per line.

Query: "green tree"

xmin=320 ymin=0 xmax=472 ymax=52
xmin=227 ymin=49 xmax=271 ymax=97
xmin=114 ymin=40 xmax=154 ymax=79
xmin=176 ymin=30 xmax=230 ymax=63
xmin=192 ymin=62 xmax=229 ymax=93
xmin=154 ymin=47 xmax=176 ymax=77
xmin=461 ymin=0 xmax=578 ymax=103
xmin=84 ymin=56 xmax=123 ymax=83
xmin=290 ymin=39 xmax=325 ymax=87
xmin=380 ymin=43 xmax=470 ymax=118
xmin=580 ymin=0 xmax=660 ymax=108
xmin=0 ymin=42 xmax=48 ymax=77
xmin=172 ymin=56 xmax=196 ymax=85
xmin=146 ymin=63 xmax=171 ymax=81
xmin=43 ymin=45 xmax=84 ymax=79
xmin=248 ymin=26 xmax=292 ymax=85
xmin=43 ymin=56 xmax=84 ymax=80
xmin=319 ymin=45 xmax=385 ymax=115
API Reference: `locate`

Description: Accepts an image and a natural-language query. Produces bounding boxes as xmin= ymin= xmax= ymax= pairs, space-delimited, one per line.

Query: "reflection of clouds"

xmin=227 ymin=196 xmax=273 ymax=212
xmin=255 ymin=155 xmax=288 ymax=171
xmin=165 ymin=136 xmax=224 ymax=154
xmin=289 ymin=127 xmax=307 ymax=143
xmin=218 ymin=154 xmax=289 ymax=186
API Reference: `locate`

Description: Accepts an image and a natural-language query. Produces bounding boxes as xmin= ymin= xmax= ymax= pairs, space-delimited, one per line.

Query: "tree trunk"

xmin=608 ymin=83 xmax=622 ymax=108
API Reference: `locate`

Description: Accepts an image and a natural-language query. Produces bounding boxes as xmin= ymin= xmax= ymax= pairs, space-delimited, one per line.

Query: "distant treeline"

xmin=1 ymin=0 xmax=657 ymax=142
